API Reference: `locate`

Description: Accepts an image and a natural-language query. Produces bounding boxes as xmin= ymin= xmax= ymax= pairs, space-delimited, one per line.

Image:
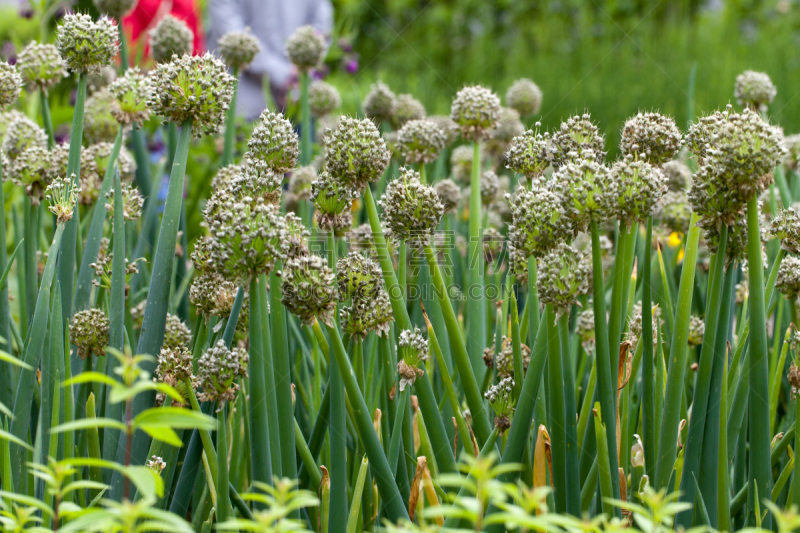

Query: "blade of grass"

xmin=247 ymin=275 xmax=273 ymax=496
xmin=346 ymin=456 xmax=369 ymax=533
xmin=270 ymin=268 xmax=297 ymax=484
xmin=545 ymin=304 xmax=568 ymax=514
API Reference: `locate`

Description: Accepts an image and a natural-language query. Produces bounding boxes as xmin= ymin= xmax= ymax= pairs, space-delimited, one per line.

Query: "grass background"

xmin=326 ymin=0 xmax=800 ymax=156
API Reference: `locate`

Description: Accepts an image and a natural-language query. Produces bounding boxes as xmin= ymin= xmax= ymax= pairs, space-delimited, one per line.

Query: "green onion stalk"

xmin=467 ymin=140 xmax=487 ymax=376
xmin=222 ymin=69 xmax=239 ymax=167
xmin=327 ymin=230 xmax=348 ymax=531
xmin=589 ymin=220 xmax=621 ymax=507
xmin=676 ymin=223 xmax=728 ymax=528
xmin=655 ymin=213 xmax=701 ymax=490
xmin=746 ymin=197 xmax=773 ymax=529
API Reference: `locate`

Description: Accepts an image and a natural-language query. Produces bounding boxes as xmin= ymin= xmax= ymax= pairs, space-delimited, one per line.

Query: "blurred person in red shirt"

xmin=122 ymin=0 xmax=205 ymax=65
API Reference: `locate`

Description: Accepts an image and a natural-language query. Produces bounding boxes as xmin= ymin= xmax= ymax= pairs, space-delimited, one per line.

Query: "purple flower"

xmin=345 ymin=57 xmax=358 ymax=74
xmin=337 ymin=38 xmax=353 ymax=53
xmin=18 ymin=5 xmax=34 ymax=19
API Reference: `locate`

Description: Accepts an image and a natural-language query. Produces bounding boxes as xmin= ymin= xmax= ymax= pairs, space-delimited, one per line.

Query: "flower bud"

xmin=784 ymin=134 xmax=800 ymax=171
xmin=396 ymin=118 xmax=446 ymax=165
xmin=16 ymin=43 xmax=63 ymax=93
xmin=434 ymin=179 xmax=461 ymax=214
xmin=608 ymin=155 xmax=667 ymax=225
xmin=505 ymin=124 xmax=553 ymax=181
xmin=285 ymin=25 xmax=326 ymax=72
xmin=619 ymin=112 xmax=682 ymax=165
xmin=309 ymin=80 xmax=340 ymax=118
xmin=537 ymin=243 xmax=590 ymax=318
xmin=480 ymin=169 xmax=499 ymax=207
xmin=576 ymin=308 xmax=595 ymax=349
xmin=662 ymin=159 xmax=691 ymax=192
xmin=56 ymin=14 xmax=119 ymax=75
xmin=148 ymin=53 xmax=235 ymax=137
xmin=280 ymin=254 xmax=338 ymax=326
xmin=771 ymin=208 xmax=800 ymax=255
xmin=427 ymin=115 xmax=459 ymax=146
xmin=206 ymin=194 xmax=290 ymax=282
xmin=554 ymin=155 xmax=614 ymax=229
xmin=217 ymin=28 xmax=260 ymax=72
xmin=450 ymin=144 xmax=475 ymax=185
xmin=777 ymin=255 xmax=800 ymax=300
xmin=627 ymin=303 xmax=659 ymax=353
xmin=508 ymin=186 xmax=574 ymax=259
xmin=108 ymin=67 xmax=152 ymax=126
xmin=196 ymin=339 xmax=248 ymax=406
xmin=189 ymin=271 xmax=238 ymax=319
xmin=485 ymin=107 xmax=524 ymax=163
xmin=324 ymin=116 xmax=390 ymax=194
xmin=379 ymin=167 xmax=444 ymax=246
xmin=505 ymin=78 xmax=542 ymax=117
xmin=164 ymin=313 xmax=192 ymax=351
xmin=687 ymin=316 xmax=705 ymax=347
xmin=156 ymin=346 xmax=193 ymax=387
xmin=392 ymin=93 xmax=425 ymax=129
xmin=45 ymin=174 xmax=80 ymax=223
xmin=397 ymin=327 xmax=427 ymax=390
xmin=87 ymin=65 xmax=117 ymax=95
xmin=450 ymin=85 xmax=501 ymax=141
xmin=485 ymin=376 xmax=515 ymax=431
xmin=312 ymin=170 xmax=356 ymax=231
xmin=656 ymin=191 xmax=691 ymax=235
xmin=211 ymin=164 xmax=241 ymax=191
xmin=363 ymin=81 xmax=396 ymax=124
xmin=289 ymin=165 xmax=316 ymax=201
xmin=70 ymin=308 xmax=110 ymax=359
xmin=734 ymin=70 xmax=776 ymax=112
xmin=9 ymin=145 xmax=51 ymax=204
xmin=84 ymin=89 xmax=118 ymax=144
xmin=552 ymin=113 xmax=605 ymax=164
xmin=105 ymin=181 xmax=143 ymax=221
xmin=149 ymin=15 xmax=193 ymax=64
xmin=3 ymin=113 xmax=46 ymax=161
xmin=246 ymin=110 xmax=299 ymax=173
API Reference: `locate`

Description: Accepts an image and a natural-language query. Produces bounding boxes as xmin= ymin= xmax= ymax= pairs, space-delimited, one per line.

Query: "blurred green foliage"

xmin=330 ymin=0 xmax=800 ymax=154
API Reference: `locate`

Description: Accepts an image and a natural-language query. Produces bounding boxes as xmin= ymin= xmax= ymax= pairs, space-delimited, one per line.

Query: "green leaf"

xmin=51 ymin=418 xmax=127 ymax=434
xmin=133 ymin=407 xmax=216 ymax=430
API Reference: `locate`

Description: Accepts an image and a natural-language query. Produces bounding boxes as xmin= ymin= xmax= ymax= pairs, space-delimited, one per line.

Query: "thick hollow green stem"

xmin=546 ymin=305 xmax=568 ymax=514
xmin=247 ymin=276 xmax=273 ymax=493
xmin=559 ymin=311 xmax=580 ymax=517
xmin=698 ymin=262 xmax=736 ymax=529
xmin=324 ymin=321 xmax=410 ymax=523
xmin=483 ymin=289 xmax=548 ymax=532
xmin=364 ymin=184 xmax=491 ymax=452
xmin=257 ymin=274 xmax=282 ymax=476
xmin=677 ymin=223 xmax=728 ymax=528
xmin=0 ymin=155 xmax=10 ymax=409
xmin=642 ymin=217 xmax=656 ymax=484
xmin=327 ymin=231 xmax=348 ymax=532
xmin=593 ymin=403 xmax=615 ymax=518
xmin=39 ymin=90 xmax=54 ymax=148
xmin=270 ymin=269 xmax=297 ymax=484
xmin=388 ymin=387 xmax=410 ymax=475
xmin=608 ymin=223 xmax=633 ymax=388
xmin=74 ymin=128 xmax=123 ymax=312
xmin=118 ymin=21 xmax=129 ymax=71
xmin=655 ymin=212 xmax=701 ymax=490
xmin=300 ymin=72 xmax=312 ymax=166
xmin=589 ymin=221 xmax=621 ymax=506
xmin=421 ymin=242 xmax=493 ymax=447
xmin=222 ymin=74 xmax=239 ymax=167
xmin=11 ymin=223 xmax=64 ymax=490
xmin=23 ymin=199 xmax=38 ymax=334
xmin=216 ymin=405 xmax=232 ymax=523
xmin=745 ymin=196 xmax=773 ymax=529
xmin=467 ymin=141 xmax=486 ymax=376
xmin=56 ymin=73 xmax=86 ymax=329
